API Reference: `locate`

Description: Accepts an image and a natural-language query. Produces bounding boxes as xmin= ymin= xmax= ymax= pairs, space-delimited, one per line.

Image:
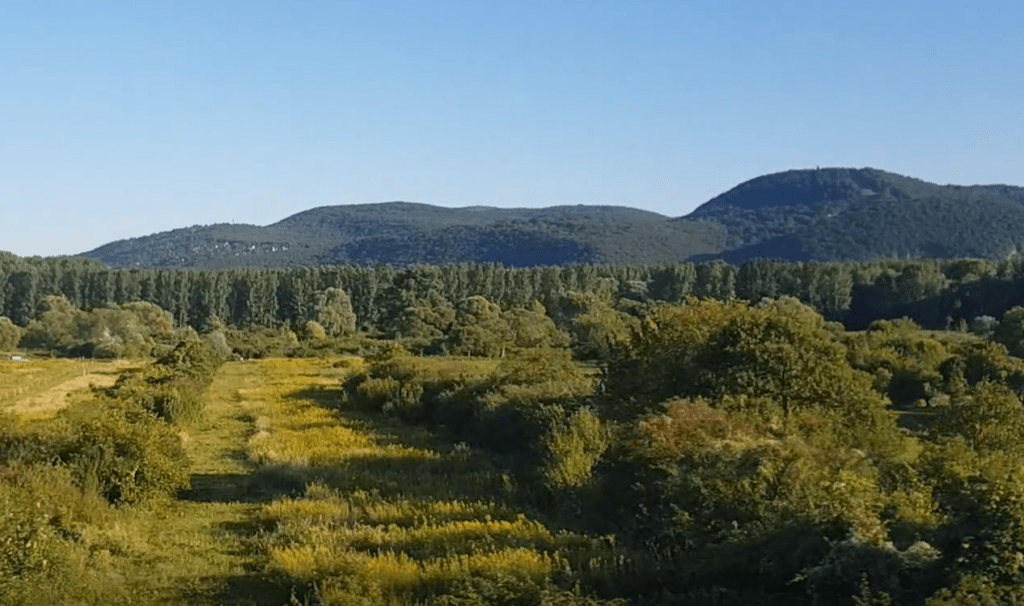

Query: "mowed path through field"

xmin=241 ymin=357 xmax=628 ymax=605
xmin=80 ymin=356 xmax=625 ymax=605
xmin=99 ymin=360 xmax=297 ymax=606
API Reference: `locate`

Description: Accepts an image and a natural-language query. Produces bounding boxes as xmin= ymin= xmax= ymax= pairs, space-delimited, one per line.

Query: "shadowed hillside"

xmin=81 ymin=168 xmax=1024 ymax=268
xmin=83 ymin=203 xmax=724 ymax=269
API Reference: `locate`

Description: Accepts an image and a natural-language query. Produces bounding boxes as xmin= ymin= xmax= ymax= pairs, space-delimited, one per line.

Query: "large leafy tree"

xmin=447 ymin=295 xmax=513 ymax=357
xmin=314 ymin=287 xmax=357 ymax=337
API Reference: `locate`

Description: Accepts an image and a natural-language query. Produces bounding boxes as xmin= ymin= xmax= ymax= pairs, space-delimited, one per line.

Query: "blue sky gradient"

xmin=2 ymin=0 xmax=1021 ymax=256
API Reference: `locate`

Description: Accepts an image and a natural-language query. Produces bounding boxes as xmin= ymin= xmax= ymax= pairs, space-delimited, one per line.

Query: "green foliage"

xmin=938 ymin=340 xmax=1024 ymax=392
xmin=299 ymin=319 xmax=327 ymax=341
xmin=844 ymin=318 xmax=948 ymax=408
xmin=923 ymin=574 xmax=1024 ymax=605
xmin=541 ymin=408 xmax=609 ymax=491
xmin=930 ymin=381 xmax=1024 ymax=458
xmin=341 ymin=349 xmax=598 ymax=479
xmin=0 ymin=315 xmax=21 ymax=350
xmin=547 ymin=290 xmax=641 ymax=360
xmin=448 ymin=295 xmax=514 ymax=357
xmin=59 ymin=401 xmax=191 ymax=505
xmin=202 ymin=327 xmax=234 ymax=359
xmin=315 ymin=287 xmax=357 ymax=337
xmin=225 ymin=325 xmax=302 ymax=359
xmin=158 ymin=337 xmax=224 ymax=382
xmin=20 ymin=295 xmax=176 ymax=358
xmin=993 ymin=306 xmax=1024 ymax=358
xmin=604 ymin=297 xmax=901 ymax=457
xmin=392 ymin=295 xmax=457 ymax=353
xmin=0 ymin=461 xmax=113 ymax=604
xmin=103 ymin=338 xmax=224 ymax=425
xmin=505 ymin=301 xmax=571 ymax=350
xmin=916 ymin=441 xmax=1024 ymax=588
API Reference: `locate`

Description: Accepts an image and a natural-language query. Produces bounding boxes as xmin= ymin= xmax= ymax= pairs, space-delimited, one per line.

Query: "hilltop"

xmin=687 ymin=167 xmax=1024 ymax=262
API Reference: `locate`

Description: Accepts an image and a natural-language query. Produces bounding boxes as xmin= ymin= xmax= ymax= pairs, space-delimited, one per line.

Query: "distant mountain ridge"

xmin=84 ymin=202 xmax=724 ymax=268
xmin=81 ymin=167 xmax=1024 ymax=268
xmin=685 ymin=167 xmax=1024 ymax=262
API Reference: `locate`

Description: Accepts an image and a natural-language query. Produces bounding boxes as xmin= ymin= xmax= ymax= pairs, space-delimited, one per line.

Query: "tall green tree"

xmin=447 ymin=295 xmax=513 ymax=357
xmin=315 ymin=287 xmax=357 ymax=337
xmin=6 ymin=269 xmax=38 ymax=326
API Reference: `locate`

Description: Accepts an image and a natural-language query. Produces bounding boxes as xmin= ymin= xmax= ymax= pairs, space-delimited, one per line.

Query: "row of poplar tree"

xmin=3 ymin=251 xmax=1024 ymax=332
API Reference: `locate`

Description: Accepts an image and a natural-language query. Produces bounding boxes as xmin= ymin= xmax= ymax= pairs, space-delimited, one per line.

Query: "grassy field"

xmin=0 ymin=356 xmax=143 ymax=418
xmin=244 ymin=357 xmax=628 ymax=605
xmin=3 ymin=355 xmax=627 ymax=605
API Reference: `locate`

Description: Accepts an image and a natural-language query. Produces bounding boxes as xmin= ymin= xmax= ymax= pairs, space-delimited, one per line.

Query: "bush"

xmin=315 ymin=287 xmax=357 ymax=337
xmin=60 ymin=403 xmax=190 ymax=505
xmin=0 ymin=462 xmax=113 ymax=604
xmin=541 ymin=407 xmax=609 ymax=491
xmin=202 ymin=329 xmax=233 ymax=359
xmin=101 ymin=338 xmax=225 ymax=425
xmin=299 ymin=319 xmax=328 ymax=341
xmin=157 ymin=338 xmax=223 ymax=384
xmin=225 ymin=326 xmax=302 ymax=358
xmin=603 ymin=298 xmax=902 ymax=458
xmin=0 ymin=316 xmax=22 ymax=350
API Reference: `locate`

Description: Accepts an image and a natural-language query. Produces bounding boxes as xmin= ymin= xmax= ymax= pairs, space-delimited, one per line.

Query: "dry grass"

xmin=0 ymin=357 xmax=142 ymax=418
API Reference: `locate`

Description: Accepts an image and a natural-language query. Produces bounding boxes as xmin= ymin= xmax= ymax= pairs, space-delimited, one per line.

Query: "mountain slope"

xmin=83 ymin=203 xmax=724 ymax=268
xmin=80 ymin=168 xmax=1024 ymax=268
xmin=684 ymin=167 xmax=1024 ymax=262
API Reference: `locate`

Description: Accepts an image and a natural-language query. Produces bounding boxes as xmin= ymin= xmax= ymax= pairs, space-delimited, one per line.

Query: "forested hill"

xmin=81 ymin=203 xmax=725 ymax=269
xmin=686 ymin=167 xmax=1024 ymax=262
xmin=79 ymin=168 xmax=1024 ymax=269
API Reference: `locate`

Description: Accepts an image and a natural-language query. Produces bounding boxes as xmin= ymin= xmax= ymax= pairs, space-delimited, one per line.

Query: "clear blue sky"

xmin=2 ymin=0 xmax=1021 ymax=257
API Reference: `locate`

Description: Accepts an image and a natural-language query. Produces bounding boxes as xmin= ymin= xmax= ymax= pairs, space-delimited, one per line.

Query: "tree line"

xmin=4 ymin=251 xmax=1024 ymax=334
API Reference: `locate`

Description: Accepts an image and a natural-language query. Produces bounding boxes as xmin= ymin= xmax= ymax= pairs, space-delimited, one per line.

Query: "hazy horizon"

xmin=2 ymin=0 xmax=1021 ymax=257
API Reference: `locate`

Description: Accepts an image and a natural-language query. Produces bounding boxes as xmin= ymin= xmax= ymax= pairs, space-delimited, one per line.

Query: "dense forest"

xmin=4 ymin=251 xmax=1024 ymax=341
xmin=79 ymin=168 xmax=1024 ymax=269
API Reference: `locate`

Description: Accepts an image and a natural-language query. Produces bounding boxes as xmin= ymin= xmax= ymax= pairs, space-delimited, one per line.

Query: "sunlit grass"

xmin=248 ymin=355 xmax=626 ymax=605
xmin=0 ymin=357 xmax=142 ymax=419
xmin=268 ymin=544 xmax=562 ymax=594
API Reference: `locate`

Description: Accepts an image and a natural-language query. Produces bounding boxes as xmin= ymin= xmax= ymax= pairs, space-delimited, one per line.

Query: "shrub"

xmin=0 ymin=462 xmax=113 ymax=604
xmin=0 ymin=316 xmax=22 ymax=350
xmin=157 ymin=338 xmax=223 ymax=385
xmin=447 ymin=296 xmax=514 ymax=357
xmin=506 ymin=302 xmax=570 ymax=350
xmin=147 ymin=379 xmax=206 ymax=425
xmin=19 ymin=296 xmax=178 ymax=358
xmin=299 ymin=319 xmax=328 ymax=341
xmin=541 ymin=407 xmax=610 ymax=491
xmin=101 ymin=338 xmax=225 ymax=425
xmin=225 ymin=326 xmax=301 ymax=358
xmin=202 ymin=328 xmax=233 ymax=359
xmin=602 ymin=298 xmax=902 ymax=458
xmin=60 ymin=403 xmax=190 ymax=505
xmin=352 ymin=375 xmax=426 ymax=420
